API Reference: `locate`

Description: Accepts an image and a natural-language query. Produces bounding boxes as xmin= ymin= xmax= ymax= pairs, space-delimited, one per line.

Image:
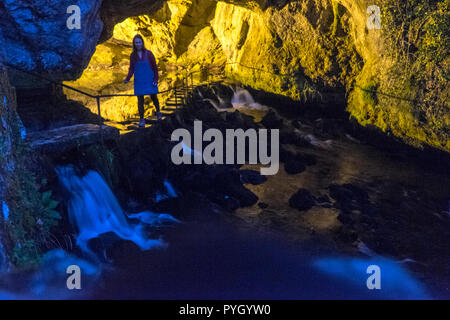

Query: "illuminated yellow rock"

xmin=64 ymin=0 xmax=448 ymax=151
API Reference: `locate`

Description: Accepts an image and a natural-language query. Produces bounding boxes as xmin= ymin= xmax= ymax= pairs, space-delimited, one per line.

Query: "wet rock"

xmin=284 ymin=158 xmax=306 ymax=175
xmin=299 ymin=153 xmax=317 ymax=166
xmin=329 ymin=183 xmax=369 ymax=213
xmin=258 ymin=202 xmax=268 ymax=209
xmin=291 ymin=119 xmax=306 ymax=129
xmin=26 ymin=123 xmax=119 ymax=154
xmin=0 ymin=0 xmax=103 ymax=79
xmin=289 ymin=188 xmax=315 ymax=211
xmin=335 ymin=226 xmax=358 ymax=243
xmin=206 ymin=192 xmax=240 ymax=212
xmin=316 ymin=194 xmax=331 ymax=204
xmin=280 ymin=147 xmax=316 ymax=175
xmin=181 ymin=169 xmax=215 ymax=191
xmin=279 ymin=147 xmax=295 ymax=162
xmin=313 ymin=118 xmax=346 ymax=139
xmin=211 ymin=84 xmax=234 ymax=108
xmin=216 ymin=169 xmax=258 ymax=207
xmin=240 ymin=169 xmax=267 ymax=185
xmin=261 ymin=110 xmax=283 ymax=129
xmin=225 ymin=110 xmax=256 ymax=129
xmin=337 ymin=213 xmax=354 ymax=225
xmin=279 ymin=128 xmax=313 ymax=147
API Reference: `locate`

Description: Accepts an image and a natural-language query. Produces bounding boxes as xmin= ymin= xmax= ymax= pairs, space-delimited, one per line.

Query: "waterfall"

xmin=232 ymin=87 xmax=255 ymax=104
xmin=155 ymin=180 xmax=179 ymax=202
xmin=231 ymin=87 xmax=268 ymax=111
xmin=56 ymin=165 xmax=178 ymax=259
xmin=203 ymin=98 xmax=221 ymax=111
xmin=164 ymin=180 xmax=177 ymax=198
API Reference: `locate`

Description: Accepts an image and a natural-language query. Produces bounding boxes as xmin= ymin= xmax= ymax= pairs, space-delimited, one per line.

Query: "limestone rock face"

xmin=26 ymin=123 xmax=119 ymax=154
xmin=0 ymin=0 xmax=103 ymax=80
xmin=0 ymin=63 xmax=24 ymax=270
xmin=0 ymin=0 xmax=447 ymax=150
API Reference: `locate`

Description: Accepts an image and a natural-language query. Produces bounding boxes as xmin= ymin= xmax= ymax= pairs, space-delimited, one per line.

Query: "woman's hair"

xmin=131 ymin=34 xmax=146 ymax=60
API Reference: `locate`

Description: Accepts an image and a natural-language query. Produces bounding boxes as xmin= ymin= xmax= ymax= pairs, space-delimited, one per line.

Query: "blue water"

xmin=313 ymin=257 xmax=430 ymax=299
xmin=0 ymin=167 xmax=435 ymax=299
xmin=88 ymin=218 xmax=432 ymax=299
xmin=55 ymin=165 xmax=176 ymax=259
xmin=155 ymin=180 xmax=178 ymax=202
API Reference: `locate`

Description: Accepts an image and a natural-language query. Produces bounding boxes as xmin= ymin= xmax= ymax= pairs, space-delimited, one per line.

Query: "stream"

xmin=0 ymin=84 xmax=448 ymax=299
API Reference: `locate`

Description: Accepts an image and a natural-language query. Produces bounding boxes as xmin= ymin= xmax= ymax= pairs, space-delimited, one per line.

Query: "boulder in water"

xmin=289 ymin=188 xmax=315 ymax=211
xmin=284 ymin=158 xmax=306 ymax=175
xmin=239 ymin=169 xmax=267 ymax=185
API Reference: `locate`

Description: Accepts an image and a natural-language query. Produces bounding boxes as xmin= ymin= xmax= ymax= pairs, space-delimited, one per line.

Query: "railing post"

xmin=96 ymin=96 xmax=103 ymax=144
xmin=184 ymin=72 xmax=188 ymax=101
xmin=175 ymin=85 xmax=178 ymax=109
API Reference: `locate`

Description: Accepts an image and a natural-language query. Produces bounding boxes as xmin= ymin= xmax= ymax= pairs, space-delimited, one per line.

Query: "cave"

xmin=0 ymin=0 xmax=449 ymax=301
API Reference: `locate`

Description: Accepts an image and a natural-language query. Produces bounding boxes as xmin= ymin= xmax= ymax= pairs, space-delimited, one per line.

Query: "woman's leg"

xmin=137 ymin=95 xmax=145 ymax=119
xmin=150 ymin=94 xmax=160 ymax=112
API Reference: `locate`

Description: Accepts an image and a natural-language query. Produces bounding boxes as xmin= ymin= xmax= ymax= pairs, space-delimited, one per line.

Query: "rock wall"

xmin=0 ymin=0 xmax=447 ymax=150
xmin=0 ymin=64 xmax=61 ymax=269
xmin=0 ymin=0 xmax=103 ymax=80
xmin=0 ymin=63 xmax=22 ymax=270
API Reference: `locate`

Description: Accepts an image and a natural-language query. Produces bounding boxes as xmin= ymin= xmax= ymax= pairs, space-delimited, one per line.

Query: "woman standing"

xmin=124 ymin=34 xmax=162 ymax=127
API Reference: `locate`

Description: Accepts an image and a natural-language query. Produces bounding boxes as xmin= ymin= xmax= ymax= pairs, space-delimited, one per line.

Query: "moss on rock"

xmin=1 ymin=65 xmax=61 ymax=270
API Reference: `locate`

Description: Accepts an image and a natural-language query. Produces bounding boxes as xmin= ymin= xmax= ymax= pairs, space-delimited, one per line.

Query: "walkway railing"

xmin=4 ymin=59 xmax=417 ymax=137
xmin=4 ymin=63 xmax=203 ymax=141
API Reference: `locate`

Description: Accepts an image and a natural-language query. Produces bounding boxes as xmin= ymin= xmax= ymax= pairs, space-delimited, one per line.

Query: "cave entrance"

xmin=63 ymin=0 xmax=227 ymax=125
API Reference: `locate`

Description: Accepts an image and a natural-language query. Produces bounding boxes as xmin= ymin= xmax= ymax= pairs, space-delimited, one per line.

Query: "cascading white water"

xmin=201 ymin=86 xmax=268 ymax=112
xmin=155 ymin=180 xmax=179 ymax=202
xmin=164 ymin=180 xmax=177 ymax=198
xmin=55 ymin=165 xmax=178 ymax=258
xmin=231 ymin=87 xmax=268 ymax=111
xmin=203 ymin=98 xmax=221 ymax=111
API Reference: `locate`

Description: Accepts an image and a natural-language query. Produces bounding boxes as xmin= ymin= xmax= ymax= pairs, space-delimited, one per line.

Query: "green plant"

xmin=5 ymin=156 xmax=61 ymax=268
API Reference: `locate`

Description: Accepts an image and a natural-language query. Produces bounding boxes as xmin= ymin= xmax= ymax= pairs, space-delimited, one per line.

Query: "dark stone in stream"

xmin=280 ymin=147 xmax=294 ymax=162
xmin=289 ymin=189 xmax=315 ymax=211
xmin=316 ymin=194 xmax=333 ymax=208
xmin=152 ymin=191 xmax=226 ymax=221
xmin=337 ymin=213 xmax=354 ymax=225
xmin=280 ymin=146 xmax=316 ymax=165
xmin=206 ymin=191 xmax=240 ymax=211
xmin=211 ymin=84 xmax=234 ymax=108
xmin=258 ymin=202 xmax=269 ymax=209
xmin=279 ymin=128 xmax=310 ymax=147
xmin=335 ymin=226 xmax=359 ymax=243
xmin=240 ymin=169 xmax=267 ymax=185
xmin=313 ymin=118 xmax=347 ymax=139
xmin=284 ymin=158 xmax=306 ymax=174
xmin=224 ymin=110 xmax=257 ymax=129
xmin=316 ymin=194 xmax=331 ymax=204
xmin=261 ymin=110 xmax=284 ymax=128
xmin=291 ymin=119 xmax=306 ymax=129
xmin=216 ymin=169 xmax=259 ymax=207
xmin=329 ymin=183 xmax=370 ymax=213
xmin=299 ymin=153 xmax=317 ymax=166
xmin=280 ymin=147 xmax=316 ymax=175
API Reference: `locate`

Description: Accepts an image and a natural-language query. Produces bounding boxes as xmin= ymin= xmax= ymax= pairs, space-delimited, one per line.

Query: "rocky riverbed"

xmin=1 ymin=82 xmax=448 ymax=299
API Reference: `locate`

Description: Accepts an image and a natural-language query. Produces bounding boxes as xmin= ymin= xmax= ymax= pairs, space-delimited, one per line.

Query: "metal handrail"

xmin=189 ymin=61 xmax=421 ymax=103
xmin=4 ymin=63 xmax=193 ymax=136
xmin=4 ymin=58 xmax=424 ymax=127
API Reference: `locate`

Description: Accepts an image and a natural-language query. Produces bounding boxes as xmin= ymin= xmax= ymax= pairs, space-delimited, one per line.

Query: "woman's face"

xmin=134 ymin=38 xmax=143 ymax=50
